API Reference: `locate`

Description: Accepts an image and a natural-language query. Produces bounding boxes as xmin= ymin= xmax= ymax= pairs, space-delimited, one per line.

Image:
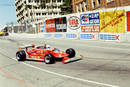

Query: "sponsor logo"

xmin=54 ymin=34 xmax=63 ymax=38
xmin=80 ymin=34 xmax=96 ymax=39
xmin=80 ymin=13 xmax=100 ymax=25
xmin=68 ymin=16 xmax=80 ymax=30
xmin=66 ymin=34 xmax=77 ymax=39
xmin=100 ymin=34 xmax=120 ymax=40
xmin=81 ymin=14 xmax=89 ymax=25
xmin=80 ymin=13 xmax=100 ymax=33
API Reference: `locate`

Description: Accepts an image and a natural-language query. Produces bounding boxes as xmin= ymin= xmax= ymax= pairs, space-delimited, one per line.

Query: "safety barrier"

xmin=65 ymin=33 xmax=78 ymax=39
xmin=36 ymin=6 xmax=130 ymax=42
xmin=44 ymin=34 xmax=52 ymax=38
xmin=80 ymin=33 xmax=98 ymax=40
xmin=54 ymin=33 xmax=64 ymax=38
xmin=100 ymin=34 xmax=119 ymax=41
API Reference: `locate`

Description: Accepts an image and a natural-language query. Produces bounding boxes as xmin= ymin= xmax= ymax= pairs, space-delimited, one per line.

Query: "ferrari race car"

xmin=16 ymin=44 xmax=76 ymax=64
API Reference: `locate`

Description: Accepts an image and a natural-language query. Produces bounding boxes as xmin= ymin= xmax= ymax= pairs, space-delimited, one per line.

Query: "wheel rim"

xmin=16 ymin=54 xmax=20 ymax=60
xmin=45 ymin=56 xmax=50 ymax=63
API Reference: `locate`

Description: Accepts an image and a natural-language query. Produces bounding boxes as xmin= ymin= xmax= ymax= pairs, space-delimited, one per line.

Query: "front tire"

xmin=16 ymin=50 xmax=26 ymax=61
xmin=66 ymin=48 xmax=76 ymax=58
xmin=44 ymin=54 xmax=55 ymax=64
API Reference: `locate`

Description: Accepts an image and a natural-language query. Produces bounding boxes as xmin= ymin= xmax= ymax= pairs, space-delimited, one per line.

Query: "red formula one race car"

xmin=16 ymin=44 xmax=76 ymax=64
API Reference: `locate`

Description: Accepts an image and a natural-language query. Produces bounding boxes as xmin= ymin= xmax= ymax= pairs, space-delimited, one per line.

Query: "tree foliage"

xmin=61 ymin=0 xmax=73 ymax=15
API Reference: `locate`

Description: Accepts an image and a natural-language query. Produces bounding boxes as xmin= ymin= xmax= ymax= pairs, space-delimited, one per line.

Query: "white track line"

xmin=12 ymin=58 xmax=119 ymax=87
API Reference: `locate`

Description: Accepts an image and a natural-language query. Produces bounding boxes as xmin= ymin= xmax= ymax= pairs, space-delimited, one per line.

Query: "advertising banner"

xmin=99 ymin=10 xmax=125 ymax=33
xmin=38 ymin=20 xmax=46 ymax=33
xmin=55 ymin=17 xmax=67 ymax=32
xmin=66 ymin=33 xmax=78 ymax=39
xmin=44 ymin=34 xmax=52 ymax=38
xmin=54 ymin=33 xmax=64 ymax=38
xmin=45 ymin=17 xmax=67 ymax=33
xmin=67 ymin=14 xmax=81 ymax=33
xmin=127 ymin=11 xmax=130 ymax=32
xmin=68 ymin=16 xmax=80 ymax=30
xmin=80 ymin=12 xmax=100 ymax=33
xmin=38 ymin=22 xmax=42 ymax=33
xmin=45 ymin=19 xmax=55 ymax=32
xmin=100 ymin=34 xmax=120 ymax=41
xmin=80 ymin=33 xmax=98 ymax=40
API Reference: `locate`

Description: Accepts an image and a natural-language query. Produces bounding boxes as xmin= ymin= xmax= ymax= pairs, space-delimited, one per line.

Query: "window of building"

xmin=57 ymin=0 xmax=61 ymax=2
xmin=58 ymin=6 xmax=61 ymax=8
xmin=42 ymin=13 xmax=46 ymax=15
xmin=52 ymin=0 xmax=56 ymax=2
xmin=24 ymin=1 xmax=26 ymax=4
xmin=29 ymin=0 xmax=31 ymax=3
xmin=54 ymin=12 xmax=57 ymax=15
xmin=53 ymin=6 xmax=57 ymax=9
xmin=92 ymin=0 xmax=96 ymax=8
xmin=107 ymin=0 xmax=114 ymax=3
xmin=80 ymin=2 xmax=84 ymax=12
xmin=48 ymin=13 xmax=52 ymax=15
xmin=35 ymin=0 xmax=39 ymax=3
xmin=84 ymin=0 xmax=87 ymax=10
xmin=46 ymin=0 xmax=50 ymax=3
xmin=43 ymin=6 xmax=46 ymax=9
xmin=97 ymin=0 xmax=100 ymax=6
xmin=36 ymin=13 xmax=41 ymax=16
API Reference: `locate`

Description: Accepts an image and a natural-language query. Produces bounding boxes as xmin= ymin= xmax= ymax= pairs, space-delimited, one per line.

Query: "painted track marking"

xmin=12 ymin=58 xmax=119 ymax=87
xmin=0 ymin=66 xmax=34 ymax=87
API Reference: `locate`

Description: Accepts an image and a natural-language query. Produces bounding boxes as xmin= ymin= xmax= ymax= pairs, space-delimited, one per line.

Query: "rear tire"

xmin=16 ymin=50 xmax=26 ymax=61
xmin=66 ymin=48 xmax=76 ymax=58
xmin=44 ymin=54 xmax=55 ymax=64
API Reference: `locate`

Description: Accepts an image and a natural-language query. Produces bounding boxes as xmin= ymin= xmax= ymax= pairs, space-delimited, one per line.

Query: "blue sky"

xmin=0 ymin=0 xmax=17 ymax=29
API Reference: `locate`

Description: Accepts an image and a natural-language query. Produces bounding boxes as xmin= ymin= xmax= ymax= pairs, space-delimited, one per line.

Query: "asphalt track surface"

xmin=0 ymin=35 xmax=130 ymax=87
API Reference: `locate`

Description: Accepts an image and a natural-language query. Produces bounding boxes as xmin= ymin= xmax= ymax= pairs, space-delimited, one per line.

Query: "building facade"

xmin=72 ymin=0 xmax=130 ymax=13
xmin=2 ymin=24 xmax=33 ymax=33
xmin=15 ymin=0 xmax=64 ymax=24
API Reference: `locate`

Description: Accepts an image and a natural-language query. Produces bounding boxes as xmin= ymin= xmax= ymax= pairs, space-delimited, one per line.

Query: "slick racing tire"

xmin=44 ymin=54 xmax=55 ymax=64
xmin=66 ymin=48 xmax=76 ymax=58
xmin=16 ymin=50 xmax=26 ymax=61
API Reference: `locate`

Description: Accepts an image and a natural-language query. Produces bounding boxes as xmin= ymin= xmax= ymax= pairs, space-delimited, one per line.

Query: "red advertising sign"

xmin=45 ymin=19 xmax=55 ymax=32
xmin=127 ymin=11 xmax=130 ymax=32
xmin=81 ymin=25 xmax=100 ymax=32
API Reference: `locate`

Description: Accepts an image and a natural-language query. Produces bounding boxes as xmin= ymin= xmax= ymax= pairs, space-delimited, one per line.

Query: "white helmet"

xmin=46 ymin=45 xmax=50 ymax=49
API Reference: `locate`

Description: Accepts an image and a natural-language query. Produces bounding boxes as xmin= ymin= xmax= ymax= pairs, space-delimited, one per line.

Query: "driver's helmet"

xmin=44 ymin=44 xmax=50 ymax=49
xmin=46 ymin=45 xmax=50 ymax=49
xmin=32 ymin=44 xmax=35 ymax=48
